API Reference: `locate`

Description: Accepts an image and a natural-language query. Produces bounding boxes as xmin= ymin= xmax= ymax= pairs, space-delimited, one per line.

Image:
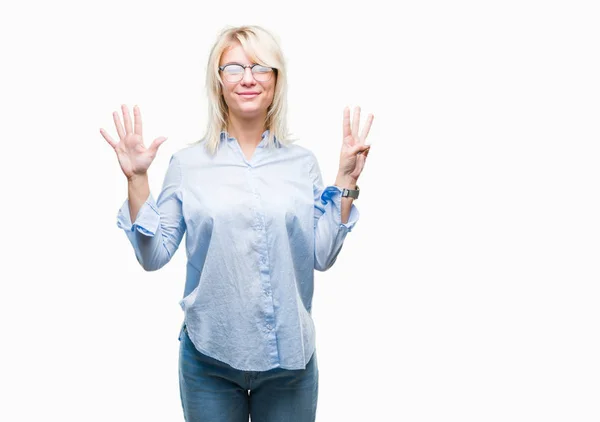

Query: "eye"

xmin=252 ymin=65 xmax=272 ymax=74
xmin=223 ymin=64 xmax=244 ymax=74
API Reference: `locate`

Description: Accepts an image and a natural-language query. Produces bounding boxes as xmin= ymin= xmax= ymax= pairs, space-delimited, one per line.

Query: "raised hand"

xmin=100 ymin=104 xmax=167 ymax=180
xmin=337 ymin=106 xmax=374 ymax=182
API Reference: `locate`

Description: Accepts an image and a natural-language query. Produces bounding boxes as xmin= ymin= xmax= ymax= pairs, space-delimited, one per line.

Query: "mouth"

xmin=237 ymin=92 xmax=260 ymax=98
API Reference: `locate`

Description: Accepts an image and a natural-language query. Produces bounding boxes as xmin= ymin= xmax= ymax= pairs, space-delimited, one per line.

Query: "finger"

xmin=149 ymin=136 xmax=168 ymax=156
xmin=99 ymin=128 xmax=117 ymax=149
xmin=122 ymin=104 xmax=133 ymax=134
xmin=343 ymin=107 xmax=351 ymax=139
xmin=351 ymin=155 xmax=367 ymax=180
xmin=360 ymin=113 xmax=374 ymax=144
xmin=113 ymin=111 xmax=126 ymax=140
xmin=133 ymin=105 xmax=143 ymax=136
xmin=352 ymin=106 xmax=361 ymax=141
xmin=357 ymin=154 xmax=366 ymax=170
xmin=351 ymin=144 xmax=370 ymax=155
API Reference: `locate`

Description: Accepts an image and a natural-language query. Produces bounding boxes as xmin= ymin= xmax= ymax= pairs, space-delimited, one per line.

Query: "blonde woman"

xmin=100 ymin=25 xmax=374 ymax=422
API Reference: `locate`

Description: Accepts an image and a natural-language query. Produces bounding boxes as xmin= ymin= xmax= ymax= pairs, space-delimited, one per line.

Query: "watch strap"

xmin=341 ymin=185 xmax=360 ymax=199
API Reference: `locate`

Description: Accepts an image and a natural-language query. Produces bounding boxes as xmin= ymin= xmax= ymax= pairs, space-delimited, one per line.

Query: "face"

xmin=219 ymin=43 xmax=276 ymax=121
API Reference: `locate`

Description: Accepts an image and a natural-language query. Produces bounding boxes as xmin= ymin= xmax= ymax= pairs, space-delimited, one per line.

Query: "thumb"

xmin=149 ymin=136 xmax=168 ymax=155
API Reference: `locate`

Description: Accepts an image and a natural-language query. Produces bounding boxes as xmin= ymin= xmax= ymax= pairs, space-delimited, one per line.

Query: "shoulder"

xmin=280 ymin=142 xmax=318 ymax=164
xmin=170 ymin=139 xmax=213 ymax=166
xmin=278 ymin=143 xmax=322 ymax=182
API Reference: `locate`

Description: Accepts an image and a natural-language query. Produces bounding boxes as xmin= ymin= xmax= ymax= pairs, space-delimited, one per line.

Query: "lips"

xmin=238 ymin=92 xmax=260 ymax=98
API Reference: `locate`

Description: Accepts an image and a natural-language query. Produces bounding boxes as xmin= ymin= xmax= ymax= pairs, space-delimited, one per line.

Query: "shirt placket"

xmin=246 ymin=162 xmax=279 ymax=366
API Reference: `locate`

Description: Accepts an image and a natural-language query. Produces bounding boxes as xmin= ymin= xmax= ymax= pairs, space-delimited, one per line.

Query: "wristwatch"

xmin=341 ymin=185 xmax=360 ymax=200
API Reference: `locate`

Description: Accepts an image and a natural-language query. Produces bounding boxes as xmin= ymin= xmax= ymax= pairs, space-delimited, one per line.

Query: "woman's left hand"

xmin=337 ymin=106 xmax=374 ymax=183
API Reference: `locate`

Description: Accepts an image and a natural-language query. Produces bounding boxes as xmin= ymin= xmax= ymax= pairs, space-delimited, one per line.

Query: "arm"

xmin=312 ymin=106 xmax=374 ymax=271
xmin=117 ymin=154 xmax=186 ymax=271
xmin=127 ymin=173 xmax=150 ymax=225
xmin=334 ymin=173 xmax=358 ymax=225
xmin=310 ymin=153 xmax=360 ymax=272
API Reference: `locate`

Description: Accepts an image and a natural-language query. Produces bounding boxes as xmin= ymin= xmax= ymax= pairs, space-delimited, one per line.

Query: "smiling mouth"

xmin=238 ymin=93 xmax=260 ymax=97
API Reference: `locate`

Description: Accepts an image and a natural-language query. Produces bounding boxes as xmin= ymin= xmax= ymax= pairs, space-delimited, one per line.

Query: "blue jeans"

xmin=178 ymin=325 xmax=319 ymax=422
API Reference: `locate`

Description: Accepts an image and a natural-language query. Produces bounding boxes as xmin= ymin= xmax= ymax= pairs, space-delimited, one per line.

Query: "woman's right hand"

xmin=100 ymin=104 xmax=167 ymax=180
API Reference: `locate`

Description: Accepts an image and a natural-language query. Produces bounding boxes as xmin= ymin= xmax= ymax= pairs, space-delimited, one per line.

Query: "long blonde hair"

xmin=194 ymin=25 xmax=293 ymax=154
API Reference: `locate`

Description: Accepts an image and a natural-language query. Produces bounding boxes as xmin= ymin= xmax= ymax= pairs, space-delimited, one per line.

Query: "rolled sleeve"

xmin=308 ymin=152 xmax=360 ymax=271
xmin=115 ymin=154 xmax=185 ymax=271
xmin=318 ymin=186 xmax=360 ymax=231
xmin=116 ymin=193 xmax=161 ymax=236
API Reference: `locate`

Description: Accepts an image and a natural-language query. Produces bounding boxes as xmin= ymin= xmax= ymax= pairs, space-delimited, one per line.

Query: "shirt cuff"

xmin=116 ymin=193 xmax=160 ymax=237
xmin=320 ymin=186 xmax=360 ymax=231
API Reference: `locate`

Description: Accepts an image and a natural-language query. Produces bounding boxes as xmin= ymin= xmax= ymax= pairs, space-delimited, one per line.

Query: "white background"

xmin=1 ymin=0 xmax=599 ymax=420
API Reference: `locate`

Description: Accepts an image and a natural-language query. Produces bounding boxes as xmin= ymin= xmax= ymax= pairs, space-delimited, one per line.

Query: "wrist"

xmin=127 ymin=172 xmax=148 ymax=185
xmin=335 ymin=173 xmax=357 ymax=189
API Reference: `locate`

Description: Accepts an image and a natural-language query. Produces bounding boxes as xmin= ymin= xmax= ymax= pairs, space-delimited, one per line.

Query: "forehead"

xmin=220 ymin=43 xmax=253 ymax=65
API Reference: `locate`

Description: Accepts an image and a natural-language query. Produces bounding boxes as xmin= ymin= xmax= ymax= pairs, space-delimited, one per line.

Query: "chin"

xmin=236 ymin=104 xmax=266 ymax=116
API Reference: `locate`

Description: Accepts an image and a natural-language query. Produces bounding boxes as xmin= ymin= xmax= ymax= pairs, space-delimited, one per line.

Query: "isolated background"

xmin=1 ymin=0 xmax=599 ymax=420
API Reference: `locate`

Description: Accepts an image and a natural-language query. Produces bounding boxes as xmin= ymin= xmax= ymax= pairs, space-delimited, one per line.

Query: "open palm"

xmin=99 ymin=104 xmax=167 ymax=180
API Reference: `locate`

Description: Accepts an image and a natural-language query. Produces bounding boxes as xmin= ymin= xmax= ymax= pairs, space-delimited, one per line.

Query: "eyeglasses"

xmin=218 ymin=63 xmax=275 ymax=83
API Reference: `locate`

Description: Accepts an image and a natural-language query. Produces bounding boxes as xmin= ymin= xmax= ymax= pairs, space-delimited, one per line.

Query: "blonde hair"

xmin=194 ymin=25 xmax=293 ymax=154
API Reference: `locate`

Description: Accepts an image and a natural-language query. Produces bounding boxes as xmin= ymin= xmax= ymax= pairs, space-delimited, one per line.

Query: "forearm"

xmin=128 ymin=173 xmax=150 ymax=224
xmin=123 ymin=176 xmax=172 ymax=271
xmin=334 ymin=172 xmax=357 ymax=224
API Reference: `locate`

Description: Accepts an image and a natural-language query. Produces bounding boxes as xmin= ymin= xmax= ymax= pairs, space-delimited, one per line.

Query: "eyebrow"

xmin=220 ymin=62 xmax=253 ymax=66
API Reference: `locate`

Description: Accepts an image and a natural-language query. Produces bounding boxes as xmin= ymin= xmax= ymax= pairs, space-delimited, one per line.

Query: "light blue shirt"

xmin=117 ymin=131 xmax=359 ymax=371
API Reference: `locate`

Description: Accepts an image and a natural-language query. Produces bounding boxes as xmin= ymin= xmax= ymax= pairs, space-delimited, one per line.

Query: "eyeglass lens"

xmin=222 ymin=65 xmax=273 ymax=82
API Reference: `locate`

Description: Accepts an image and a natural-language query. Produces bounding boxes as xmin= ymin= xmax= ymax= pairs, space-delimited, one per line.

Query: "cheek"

xmin=222 ymin=85 xmax=234 ymax=98
xmin=266 ymin=93 xmax=275 ymax=107
xmin=221 ymin=86 xmax=237 ymax=107
xmin=264 ymin=85 xmax=276 ymax=103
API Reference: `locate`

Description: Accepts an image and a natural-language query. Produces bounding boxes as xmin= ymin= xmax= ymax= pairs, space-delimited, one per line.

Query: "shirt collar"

xmin=220 ymin=130 xmax=280 ymax=148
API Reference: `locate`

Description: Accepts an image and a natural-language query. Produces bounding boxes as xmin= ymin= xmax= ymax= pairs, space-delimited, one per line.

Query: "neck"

xmin=226 ymin=114 xmax=267 ymax=148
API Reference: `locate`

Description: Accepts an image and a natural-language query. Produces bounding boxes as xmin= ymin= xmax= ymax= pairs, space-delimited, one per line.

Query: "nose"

xmin=241 ymin=67 xmax=257 ymax=85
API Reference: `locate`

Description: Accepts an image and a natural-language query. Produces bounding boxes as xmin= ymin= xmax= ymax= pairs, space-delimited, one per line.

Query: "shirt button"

xmin=266 ymin=324 xmax=272 ymax=330
xmin=265 ymin=290 xmax=271 ymax=296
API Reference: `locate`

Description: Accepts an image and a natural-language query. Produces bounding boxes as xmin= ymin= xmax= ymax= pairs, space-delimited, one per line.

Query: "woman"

xmin=100 ymin=25 xmax=373 ymax=422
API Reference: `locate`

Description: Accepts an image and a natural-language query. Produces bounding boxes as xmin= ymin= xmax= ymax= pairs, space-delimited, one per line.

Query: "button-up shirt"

xmin=116 ymin=131 xmax=359 ymax=371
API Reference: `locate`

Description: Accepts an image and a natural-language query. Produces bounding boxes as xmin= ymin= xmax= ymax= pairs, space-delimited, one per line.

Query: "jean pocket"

xmin=178 ymin=322 xmax=187 ymax=341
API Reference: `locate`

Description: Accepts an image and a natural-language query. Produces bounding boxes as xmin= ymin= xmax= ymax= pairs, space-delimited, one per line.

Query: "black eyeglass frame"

xmin=218 ymin=63 xmax=277 ymax=81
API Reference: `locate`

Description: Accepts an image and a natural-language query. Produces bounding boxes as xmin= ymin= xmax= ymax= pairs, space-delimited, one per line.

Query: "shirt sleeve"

xmin=116 ymin=154 xmax=186 ymax=271
xmin=308 ymin=152 xmax=360 ymax=271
